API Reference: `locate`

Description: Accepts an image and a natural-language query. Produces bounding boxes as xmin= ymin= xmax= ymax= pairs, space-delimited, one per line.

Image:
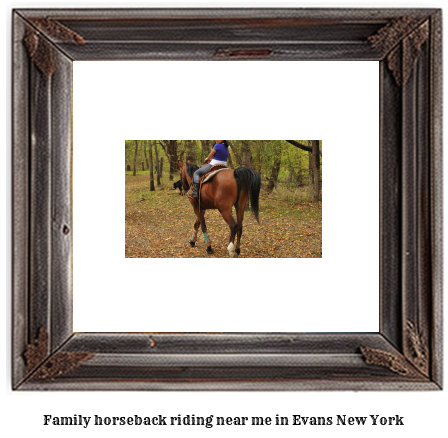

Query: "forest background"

xmin=125 ymin=140 xmax=322 ymax=258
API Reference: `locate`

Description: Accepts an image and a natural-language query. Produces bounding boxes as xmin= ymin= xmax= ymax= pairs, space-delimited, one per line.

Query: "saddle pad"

xmin=202 ymin=168 xmax=231 ymax=184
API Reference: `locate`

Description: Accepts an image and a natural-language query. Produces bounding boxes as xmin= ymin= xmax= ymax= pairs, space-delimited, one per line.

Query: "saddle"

xmin=187 ymin=165 xmax=230 ymax=201
xmin=200 ymin=164 xmax=229 ymax=183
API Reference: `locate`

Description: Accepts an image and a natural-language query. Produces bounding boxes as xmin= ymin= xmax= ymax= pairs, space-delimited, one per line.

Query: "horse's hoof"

xmin=227 ymin=242 xmax=236 ymax=257
xmin=206 ymin=247 xmax=214 ymax=254
xmin=230 ymin=252 xmax=239 ymax=258
xmin=190 ymin=241 xmax=196 ymax=247
xmin=235 ymin=248 xmax=240 ymax=255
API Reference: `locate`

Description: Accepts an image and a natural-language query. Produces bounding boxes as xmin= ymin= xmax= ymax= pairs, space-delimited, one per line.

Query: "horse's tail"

xmin=234 ymin=167 xmax=261 ymax=224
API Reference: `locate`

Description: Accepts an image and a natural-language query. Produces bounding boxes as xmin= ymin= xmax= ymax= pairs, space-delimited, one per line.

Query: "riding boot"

xmin=190 ymin=182 xmax=200 ymax=198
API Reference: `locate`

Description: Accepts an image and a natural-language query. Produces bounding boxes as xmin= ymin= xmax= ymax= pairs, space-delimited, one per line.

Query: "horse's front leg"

xmin=190 ymin=217 xmax=200 ymax=247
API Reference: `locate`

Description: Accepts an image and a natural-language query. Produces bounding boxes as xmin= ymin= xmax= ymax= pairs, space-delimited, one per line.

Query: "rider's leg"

xmin=190 ymin=164 xmax=212 ymax=198
xmin=193 ymin=164 xmax=212 ymax=183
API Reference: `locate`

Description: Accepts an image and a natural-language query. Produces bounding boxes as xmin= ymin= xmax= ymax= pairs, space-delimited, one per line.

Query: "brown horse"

xmin=178 ymin=161 xmax=261 ymax=257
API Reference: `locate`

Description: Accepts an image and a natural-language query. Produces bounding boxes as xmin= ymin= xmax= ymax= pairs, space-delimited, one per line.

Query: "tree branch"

xmin=286 ymin=140 xmax=322 ymax=157
xmin=157 ymin=141 xmax=169 ymax=160
xmin=286 ymin=140 xmax=311 ymax=152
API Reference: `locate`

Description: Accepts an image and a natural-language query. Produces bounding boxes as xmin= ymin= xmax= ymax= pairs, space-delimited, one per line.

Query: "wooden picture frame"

xmin=12 ymin=8 xmax=442 ymax=390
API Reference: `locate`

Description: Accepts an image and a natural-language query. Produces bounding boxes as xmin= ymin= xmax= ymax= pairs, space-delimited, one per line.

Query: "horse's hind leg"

xmin=220 ymin=208 xmax=238 ymax=258
xmin=234 ymin=192 xmax=248 ymax=257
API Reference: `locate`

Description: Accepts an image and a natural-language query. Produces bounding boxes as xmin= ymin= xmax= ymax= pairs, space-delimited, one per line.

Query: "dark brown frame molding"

xmin=12 ymin=8 xmax=443 ymax=390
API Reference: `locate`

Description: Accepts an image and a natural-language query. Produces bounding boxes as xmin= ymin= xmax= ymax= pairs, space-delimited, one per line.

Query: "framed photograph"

xmin=12 ymin=8 xmax=442 ymax=390
xmin=123 ymin=139 xmax=323 ymax=260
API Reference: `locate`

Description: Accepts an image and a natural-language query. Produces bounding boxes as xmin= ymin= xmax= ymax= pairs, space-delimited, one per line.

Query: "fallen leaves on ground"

xmin=125 ymin=174 xmax=322 ymax=258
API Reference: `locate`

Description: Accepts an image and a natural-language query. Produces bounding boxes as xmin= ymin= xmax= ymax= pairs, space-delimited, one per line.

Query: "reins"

xmin=198 ymin=179 xmax=203 ymax=211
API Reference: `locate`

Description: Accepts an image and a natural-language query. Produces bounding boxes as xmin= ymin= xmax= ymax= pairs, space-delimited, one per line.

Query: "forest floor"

xmin=125 ymin=172 xmax=322 ymax=258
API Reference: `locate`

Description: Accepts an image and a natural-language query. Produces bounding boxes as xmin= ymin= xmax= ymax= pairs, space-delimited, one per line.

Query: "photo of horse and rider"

xmin=125 ymin=140 xmax=322 ymax=258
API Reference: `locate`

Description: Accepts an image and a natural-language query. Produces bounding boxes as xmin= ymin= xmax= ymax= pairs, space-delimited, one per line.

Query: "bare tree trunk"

xmin=168 ymin=140 xmax=177 ymax=181
xmin=308 ymin=140 xmax=313 ymax=186
xmin=227 ymin=151 xmax=235 ymax=169
xmin=133 ymin=140 xmax=139 ymax=176
xmin=143 ymin=143 xmax=149 ymax=169
xmin=200 ymin=140 xmax=211 ymax=164
xmin=242 ymin=141 xmax=252 ymax=168
xmin=148 ymin=140 xmax=155 ymax=191
xmin=296 ymin=151 xmax=303 ymax=186
xmin=229 ymin=141 xmax=242 ymax=167
xmin=159 ymin=156 xmax=164 ymax=183
xmin=256 ymin=141 xmax=263 ymax=173
xmin=167 ymin=141 xmax=173 ymax=180
xmin=185 ymin=140 xmax=196 ymax=163
xmin=267 ymin=142 xmax=281 ymax=192
xmin=310 ymin=140 xmax=320 ymax=203
xmin=154 ymin=141 xmax=160 ymax=186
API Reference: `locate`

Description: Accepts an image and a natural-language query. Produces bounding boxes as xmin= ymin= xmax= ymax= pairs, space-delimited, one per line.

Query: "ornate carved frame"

xmin=12 ymin=8 xmax=442 ymax=390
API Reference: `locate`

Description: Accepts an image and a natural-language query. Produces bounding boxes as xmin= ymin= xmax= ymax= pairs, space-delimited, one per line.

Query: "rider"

xmin=190 ymin=140 xmax=229 ymax=198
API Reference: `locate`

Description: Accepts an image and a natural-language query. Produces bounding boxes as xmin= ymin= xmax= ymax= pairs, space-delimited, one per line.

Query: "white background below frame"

xmin=73 ymin=60 xmax=379 ymax=333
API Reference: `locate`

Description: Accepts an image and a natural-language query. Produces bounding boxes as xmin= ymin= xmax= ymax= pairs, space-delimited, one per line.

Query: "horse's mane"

xmin=185 ymin=162 xmax=199 ymax=179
